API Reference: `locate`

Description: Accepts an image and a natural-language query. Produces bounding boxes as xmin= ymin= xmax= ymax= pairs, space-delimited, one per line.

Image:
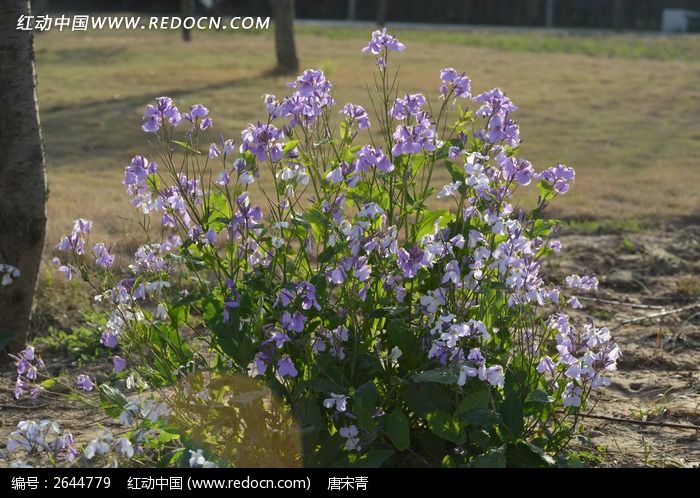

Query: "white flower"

xmin=84 ymin=431 xmax=113 ymax=460
xmin=339 ymin=425 xmax=361 ymax=452
xmin=189 ymin=449 xmax=216 ymax=468
xmin=115 ymin=437 xmax=134 ymax=459
xmin=323 ymin=393 xmax=348 ymax=413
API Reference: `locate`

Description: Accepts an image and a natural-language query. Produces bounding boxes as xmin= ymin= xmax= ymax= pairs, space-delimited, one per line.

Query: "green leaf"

xmin=458 ymin=409 xmax=500 ymax=428
xmin=354 ymin=381 xmax=378 ymax=432
xmin=455 ymin=388 xmax=490 ymax=414
xmin=302 ymin=378 xmax=346 ymax=395
xmin=426 ymin=411 xmax=465 ymax=445
xmin=443 ymin=160 xmax=466 ymax=183
xmin=469 ymin=445 xmax=507 ymax=468
xmin=168 ymin=303 xmax=189 ymax=327
xmin=414 ymin=209 xmax=455 ymax=240
xmin=413 ymin=368 xmax=458 ymax=385
xmin=403 ymin=383 xmax=452 ymax=417
xmin=352 ymin=449 xmax=394 ymax=468
xmin=526 ymin=388 xmax=555 ymax=404
xmin=282 ymin=140 xmax=299 ymax=155
xmin=501 ymin=371 xmax=525 ymax=440
xmin=384 ymin=409 xmax=410 ymax=451
xmin=506 ymin=441 xmax=555 ymax=468
xmin=172 ymin=140 xmax=201 ymax=154
xmin=98 ymin=384 xmax=128 ymax=418
xmin=40 ymin=378 xmax=58 ymax=389
xmin=530 ymin=218 xmax=555 ymax=238
xmin=537 ymin=180 xmax=557 ymax=203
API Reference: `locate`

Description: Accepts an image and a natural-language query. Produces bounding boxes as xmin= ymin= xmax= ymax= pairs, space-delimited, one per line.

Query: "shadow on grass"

xmin=41 ymin=70 xmax=277 ymax=169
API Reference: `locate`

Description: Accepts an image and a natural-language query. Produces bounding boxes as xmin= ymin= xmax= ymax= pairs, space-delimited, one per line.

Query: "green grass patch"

xmin=297 ymin=25 xmax=700 ymax=62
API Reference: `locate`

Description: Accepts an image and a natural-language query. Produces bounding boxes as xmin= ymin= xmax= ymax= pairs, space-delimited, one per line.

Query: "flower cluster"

xmin=12 ymin=347 xmax=43 ymax=400
xmin=35 ymin=29 xmax=620 ymax=467
xmin=4 ymin=420 xmax=80 ymax=463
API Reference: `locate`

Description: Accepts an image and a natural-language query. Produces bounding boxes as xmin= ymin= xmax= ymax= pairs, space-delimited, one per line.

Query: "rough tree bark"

xmin=181 ymin=0 xmax=192 ymax=42
xmin=271 ymin=0 xmax=299 ymax=74
xmin=0 ymin=0 xmax=48 ymax=356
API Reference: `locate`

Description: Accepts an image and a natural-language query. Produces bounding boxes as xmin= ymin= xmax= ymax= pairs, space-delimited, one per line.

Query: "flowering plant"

xmin=9 ymin=29 xmax=619 ymax=468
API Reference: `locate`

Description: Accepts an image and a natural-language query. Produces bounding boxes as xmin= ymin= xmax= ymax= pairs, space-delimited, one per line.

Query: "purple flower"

xmin=189 ymin=104 xmax=209 ymax=119
xmin=563 ymin=382 xmax=583 ymax=407
xmin=281 ymin=311 xmax=306 ymax=333
xmin=240 ymin=122 xmax=283 ymax=162
xmin=75 ymin=374 xmax=95 ymax=392
xmin=473 ymin=88 xmax=520 ymax=147
xmin=390 ymin=94 xmax=426 ymax=120
xmin=536 ymin=163 xmax=576 ymax=194
xmin=362 ymin=28 xmax=405 ymax=56
xmin=142 ymin=96 xmax=181 ymax=133
xmin=397 ymin=246 xmax=428 ymax=278
xmin=208 ymin=143 xmax=220 ymax=158
xmin=496 ymin=154 xmax=535 ymax=186
xmin=353 ymin=256 xmax=372 ymax=282
xmin=277 ymin=69 xmax=334 ymax=127
xmin=55 ymin=433 xmax=80 ymax=462
xmin=437 ymin=181 xmax=462 ymax=199
xmin=113 ymin=356 xmax=127 ymax=373
xmin=229 ymin=192 xmax=263 ymax=239
xmin=277 ymin=355 xmax=298 ymax=379
xmin=268 ymin=328 xmax=290 ymax=348
xmin=341 ymin=103 xmax=370 ymax=129
xmin=275 ymin=287 xmax=296 ymax=308
xmin=57 ymin=264 xmax=77 ymax=281
xmin=223 ymin=278 xmax=241 ymax=322
xmin=440 ymin=68 xmax=471 ymax=99
xmin=57 ymin=218 xmax=93 ymax=256
xmin=536 ymin=356 xmax=556 ymax=375
xmin=391 ymin=117 xmax=437 ymax=156
xmin=92 ymin=243 xmax=114 ymax=269
xmin=326 ymin=161 xmax=358 ymax=186
xmin=355 ymin=145 xmax=393 ymax=172
xmin=205 ymin=228 xmax=218 ymax=245
xmin=297 ymin=281 xmax=321 ymax=310
xmin=123 ymin=155 xmax=156 ymax=188
xmin=101 ymin=330 xmax=119 ymax=348
xmin=248 ymin=352 xmax=268 ymax=377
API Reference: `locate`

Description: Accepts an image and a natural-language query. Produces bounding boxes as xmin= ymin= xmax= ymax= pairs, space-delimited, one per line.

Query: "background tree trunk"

xmin=181 ymin=0 xmax=192 ymax=42
xmin=613 ymin=0 xmax=625 ymax=31
xmin=545 ymin=0 xmax=556 ymax=27
xmin=271 ymin=0 xmax=299 ymax=74
xmin=347 ymin=0 xmax=357 ymax=21
xmin=0 ymin=0 xmax=48 ymax=356
xmin=377 ymin=0 xmax=389 ymax=27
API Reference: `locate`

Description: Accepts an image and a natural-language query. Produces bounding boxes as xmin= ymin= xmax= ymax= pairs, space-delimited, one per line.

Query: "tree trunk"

xmin=377 ymin=0 xmax=389 ymax=27
xmin=348 ymin=0 xmax=357 ymax=21
xmin=613 ymin=0 xmax=625 ymax=31
xmin=181 ymin=0 xmax=192 ymax=42
xmin=545 ymin=0 xmax=555 ymax=27
xmin=271 ymin=0 xmax=299 ymax=74
xmin=0 ymin=0 xmax=48 ymax=356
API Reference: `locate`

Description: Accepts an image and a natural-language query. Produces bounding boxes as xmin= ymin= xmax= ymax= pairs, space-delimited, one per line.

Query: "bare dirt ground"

xmin=1 ymin=225 xmax=698 ymax=467
xmin=549 ymin=224 xmax=700 ymax=467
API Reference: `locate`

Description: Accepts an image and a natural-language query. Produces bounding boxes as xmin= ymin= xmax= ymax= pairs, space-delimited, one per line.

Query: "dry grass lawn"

xmin=35 ymin=26 xmax=700 ymax=256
